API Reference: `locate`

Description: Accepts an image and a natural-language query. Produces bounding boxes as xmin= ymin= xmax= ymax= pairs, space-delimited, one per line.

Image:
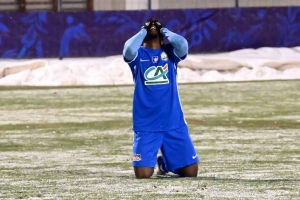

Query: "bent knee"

xmin=134 ymin=167 xmax=154 ymax=179
xmin=177 ymin=163 xmax=198 ymax=177
xmin=181 ymin=171 xmax=198 ymax=177
xmin=135 ymin=174 xmax=152 ymax=179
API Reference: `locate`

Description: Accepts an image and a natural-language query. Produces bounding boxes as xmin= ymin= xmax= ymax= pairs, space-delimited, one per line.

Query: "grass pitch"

xmin=0 ymin=81 xmax=299 ymax=199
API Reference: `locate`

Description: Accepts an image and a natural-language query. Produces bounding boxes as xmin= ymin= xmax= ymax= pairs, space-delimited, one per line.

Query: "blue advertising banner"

xmin=0 ymin=7 xmax=300 ymax=58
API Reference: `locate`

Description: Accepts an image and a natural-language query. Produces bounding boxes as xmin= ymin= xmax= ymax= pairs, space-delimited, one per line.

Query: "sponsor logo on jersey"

xmin=132 ymin=154 xmax=142 ymax=161
xmin=161 ymin=51 xmax=168 ymax=61
xmin=144 ymin=64 xmax=169 ymax=85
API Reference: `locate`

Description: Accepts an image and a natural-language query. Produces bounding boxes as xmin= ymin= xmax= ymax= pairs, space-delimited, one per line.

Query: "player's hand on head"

xmin=141 ymin=19 xmax=164 ymax=34
xmin=141 ymin=20 xmax=151 ymax=32
xmin=154 ymin=20 xmax=164 ymax=34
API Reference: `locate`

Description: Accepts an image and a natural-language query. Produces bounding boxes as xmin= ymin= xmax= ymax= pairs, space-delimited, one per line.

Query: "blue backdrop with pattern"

xmin=0 ymin=7 xmax=300 ymax=58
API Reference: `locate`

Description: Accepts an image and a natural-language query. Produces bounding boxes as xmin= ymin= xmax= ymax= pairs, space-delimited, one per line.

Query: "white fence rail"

xmin=1 ymin=0 xmax=300 ymax=12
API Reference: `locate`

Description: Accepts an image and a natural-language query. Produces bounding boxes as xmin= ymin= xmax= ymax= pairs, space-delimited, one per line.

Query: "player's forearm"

xmin=161 ymin=28 xmax=188 ymax=58
xmin=123 ymin=29 xmax=147 ymax=61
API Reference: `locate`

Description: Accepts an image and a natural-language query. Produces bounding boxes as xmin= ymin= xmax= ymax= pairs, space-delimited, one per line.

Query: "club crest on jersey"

xmin=161 ymin=51 xmax=168 ymax=61
xmin=144 ymin=64 xmax=169 ymax=85
xmin=152 ymin=56 xmax=159 ymax=63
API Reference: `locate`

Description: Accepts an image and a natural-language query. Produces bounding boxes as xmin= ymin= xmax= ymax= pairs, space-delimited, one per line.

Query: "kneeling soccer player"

xmin=123 ymin=18 xmax=199 ymax=178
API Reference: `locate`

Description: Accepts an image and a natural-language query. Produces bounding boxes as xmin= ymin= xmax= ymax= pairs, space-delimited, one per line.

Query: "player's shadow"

xmin=103 ymin=174 xmax=300 ymax=182
xmin=153 ymin=175 xmax=300 ymax=182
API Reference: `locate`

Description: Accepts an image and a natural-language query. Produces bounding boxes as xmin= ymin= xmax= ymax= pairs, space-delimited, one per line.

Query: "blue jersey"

xmin=125 ymin=44 xmax=187 ymax=131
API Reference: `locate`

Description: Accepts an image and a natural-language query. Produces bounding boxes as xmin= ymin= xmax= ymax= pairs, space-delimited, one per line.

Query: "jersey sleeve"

xmin=123 ymin=49 xmax=140 ymax=81
xmin=163 ymin=43 xmax=187 ymax=65
xmin=123 ymin=29 xmax=146 ymax=64
xmin=123 ymin=50 xmax=139 ymax=66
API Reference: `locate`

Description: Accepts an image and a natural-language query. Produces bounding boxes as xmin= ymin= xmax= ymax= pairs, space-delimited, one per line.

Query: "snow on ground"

xmin=1 ymin=46 xmax=300 ymax=86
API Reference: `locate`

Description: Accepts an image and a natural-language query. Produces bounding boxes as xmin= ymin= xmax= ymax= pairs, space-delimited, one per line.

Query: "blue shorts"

xmin=132 ymin=125 xmax=199 ymax=172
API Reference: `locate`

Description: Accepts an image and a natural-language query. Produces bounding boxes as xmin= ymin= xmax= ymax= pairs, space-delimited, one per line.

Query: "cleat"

xmin=156 ymin=155 xmax=166 ymax=175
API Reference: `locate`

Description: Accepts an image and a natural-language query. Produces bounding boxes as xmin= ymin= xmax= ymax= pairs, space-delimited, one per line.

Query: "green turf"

xmin=0 ymin=80 xmax=299 ymax=199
